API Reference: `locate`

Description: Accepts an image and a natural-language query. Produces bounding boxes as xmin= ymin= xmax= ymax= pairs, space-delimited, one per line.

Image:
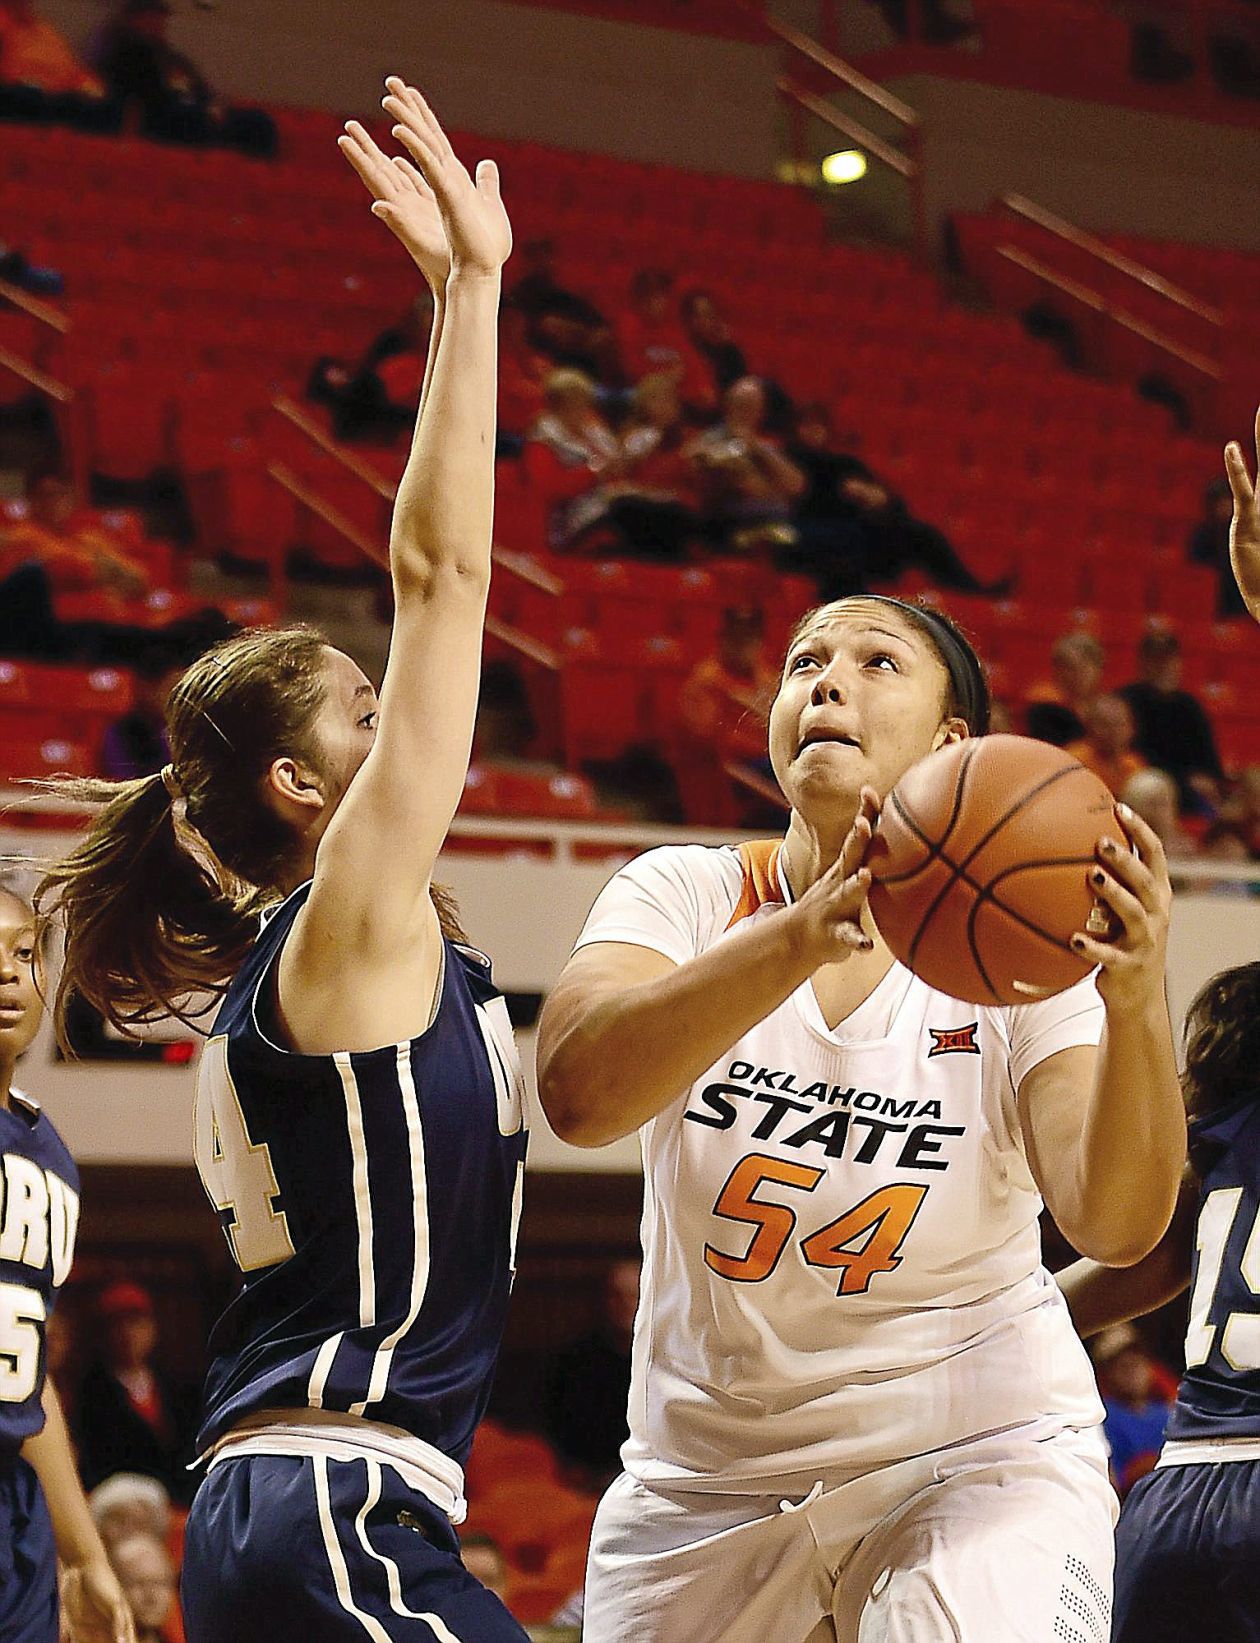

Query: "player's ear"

xmin=264 ymin=757 xmax=327 ymax=817
xmin=933 ymin=716 xmax=970 ymax=751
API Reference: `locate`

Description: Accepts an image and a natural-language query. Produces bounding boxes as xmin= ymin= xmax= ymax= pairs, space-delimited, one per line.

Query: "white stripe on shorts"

xmin=313 ymin=1454 xmax=392 ymax=1643
xmin=353 ymin=1458 xmax=465 ymax=1639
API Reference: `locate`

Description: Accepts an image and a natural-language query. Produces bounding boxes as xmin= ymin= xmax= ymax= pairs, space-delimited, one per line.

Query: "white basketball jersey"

xmin=574 ymin=840 xmax=1106 ymax=1490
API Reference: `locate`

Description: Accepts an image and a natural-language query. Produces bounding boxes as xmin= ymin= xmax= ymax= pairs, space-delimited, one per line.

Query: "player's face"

xmin=0 ymin=893 xmax=42 ymax=1068
xmin=768 ymin=603 xmax=966 ymax=825
xmin=309 ymin=647 xmax=380 ymax=809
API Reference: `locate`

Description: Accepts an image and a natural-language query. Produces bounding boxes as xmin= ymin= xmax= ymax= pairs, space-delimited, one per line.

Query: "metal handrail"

xmin=1000 ymin=194 xmax=1223 ymax=328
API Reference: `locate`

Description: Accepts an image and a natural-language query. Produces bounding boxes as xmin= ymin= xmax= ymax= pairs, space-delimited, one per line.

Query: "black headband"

xmin=859 ymin=596 xmax=992 ymax=735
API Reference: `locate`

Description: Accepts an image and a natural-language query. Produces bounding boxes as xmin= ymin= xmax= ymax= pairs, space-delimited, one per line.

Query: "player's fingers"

xmin=838 ymin=812 xmax=873 ymax=876
xmin=475 ymin=157 xmax=501 ymax=197
xmin=391 ymin=154 xmax=435 ymax=197
xmin=834 ymin=919 xmax=874 ymax=954
xmin=1254 ymin=404 xmax=1260 ymax=468
xmin=1087 ymin=864 xmax=1146 ymax=942
xmin=1225 ymin=439 xmax=1256 ymax=509
xmin=338 ymin=127 xmax=396 ymax=198
xmin=1069 ymin=930 xmax=1117 ymax=967
xmin=385 ymin=77 xmax=453 ymax=157
xmin=1102 ymin=811 xmax=1166 ymax=912
xmin=389 ymin=120 xmax=442 ymax=184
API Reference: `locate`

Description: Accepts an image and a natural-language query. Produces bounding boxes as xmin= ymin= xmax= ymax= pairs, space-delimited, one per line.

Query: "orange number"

xmin=704 ymin=1159 xmax=930 ymax=1296
xmin=703 ymin=1153 xmax=824 ymax=1282
xmin=800 ymin=1183 xmax=929 ymax=1295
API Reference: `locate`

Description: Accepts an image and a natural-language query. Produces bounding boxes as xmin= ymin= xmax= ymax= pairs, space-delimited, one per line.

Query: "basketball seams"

xmin=874 ymin=744 xmax=1110 ymax=1005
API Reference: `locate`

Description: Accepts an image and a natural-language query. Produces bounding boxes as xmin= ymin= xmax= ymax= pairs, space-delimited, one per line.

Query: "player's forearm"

xmin=21 ymin=1384 xmax=111 ymax=1571
xmin=1058 ymin=1214 xmax=1193 ymax=1339
xmin=390 ymin=271 xmax=499 ymax=589
xmin=539 ymin=914 xmax=817 ymax=1147
xmin=416 ymin=288 xmax=445 ymax=424
xmin=1071 ymin=1005 xmax=1186 ymax=1265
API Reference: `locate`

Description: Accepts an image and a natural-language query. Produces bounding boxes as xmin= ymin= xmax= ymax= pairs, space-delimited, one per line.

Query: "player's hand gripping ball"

xmin=866 ymin=735 xmax=1119 ymax=1005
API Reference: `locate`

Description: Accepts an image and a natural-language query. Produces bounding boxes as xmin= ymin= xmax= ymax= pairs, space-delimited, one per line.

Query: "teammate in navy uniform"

xmin=1060 ymin=961 xmax=1260 ymax=1641
xmin=0 ymin=885 xmax=132 ymax=1643
xmin=35 ymin=83 xmax=528 ymax=1642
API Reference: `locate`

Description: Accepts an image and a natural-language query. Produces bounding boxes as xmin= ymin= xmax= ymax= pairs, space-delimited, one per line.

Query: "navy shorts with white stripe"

xmin=183 ymin=1454 xmax=530 ymax=1642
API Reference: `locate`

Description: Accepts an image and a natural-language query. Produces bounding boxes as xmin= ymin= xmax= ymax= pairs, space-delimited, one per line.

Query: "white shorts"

xmin=583 ymin=1429 xmax=1117 ymax=1643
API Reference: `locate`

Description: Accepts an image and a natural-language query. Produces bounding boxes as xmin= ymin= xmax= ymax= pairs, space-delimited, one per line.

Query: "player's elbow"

xmin=537 ymin=1008 xmax=635 ymax=1149
xmin=1067 ymin=1209 xmax=1173 ymax=1269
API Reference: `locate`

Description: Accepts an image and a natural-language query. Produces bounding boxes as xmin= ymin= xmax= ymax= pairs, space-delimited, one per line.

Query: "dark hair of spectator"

xmin=1182 ymin=961 xmax=1260 ymax=1121
xmin=1138 ymin=625 xmax=1181 ymax=661
xmin=33 ymin=626 xmax=463 ymax=1043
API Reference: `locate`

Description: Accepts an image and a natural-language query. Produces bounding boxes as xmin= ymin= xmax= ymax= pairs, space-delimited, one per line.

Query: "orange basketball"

xmin=866 ymin=735 xmax=1119 ymax=1006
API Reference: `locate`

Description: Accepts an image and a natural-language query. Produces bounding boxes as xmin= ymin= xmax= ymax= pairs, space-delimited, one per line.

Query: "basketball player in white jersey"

xmin=537 ymin=595 xmax=1186 ymax=1642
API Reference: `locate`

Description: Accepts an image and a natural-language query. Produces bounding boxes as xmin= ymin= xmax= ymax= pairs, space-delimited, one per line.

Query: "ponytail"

xmin=33 ymin=773 xmax=263 ymax=1047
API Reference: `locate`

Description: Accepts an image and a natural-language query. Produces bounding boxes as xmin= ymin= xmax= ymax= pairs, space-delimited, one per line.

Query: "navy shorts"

xmin=182 ymin=1453 xmax=530 ymax=1643
xmin=1113 ymin=1458 xmax=1260 ymax=1643
xmin=0 ymin=1458 xmax=56 ymax=1643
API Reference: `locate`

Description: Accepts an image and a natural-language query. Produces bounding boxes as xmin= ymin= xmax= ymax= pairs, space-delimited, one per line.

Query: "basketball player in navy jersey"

xmin=35 ymin=84 xmax=529 ymax=1641
xmin=1060 ymin=962 xmax=1260 ymax=1640
xmin=0 ymin=885 xmax=133 ymax=1643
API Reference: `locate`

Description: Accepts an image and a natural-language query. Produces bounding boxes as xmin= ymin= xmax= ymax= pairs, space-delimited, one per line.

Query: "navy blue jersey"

xmin=1167 ymin=1097 xmax=1260 ymax=1442
xmin=0 ymin=1095 xmax=79 ymax=1456
xmin=195 ymin=884 xmax=528 ymax=1466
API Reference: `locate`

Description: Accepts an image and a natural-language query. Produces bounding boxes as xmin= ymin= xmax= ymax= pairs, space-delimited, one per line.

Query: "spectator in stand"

xmin=2 ymin=474 xmax=148 ymax=602
xmin=497 ymin=303 xmax=549 ymax=448
xmin=785 ymin=403 xmax=1010 ymax=599
xmin=109 ymin=1532 xmax=179 ymax=1643
xmin=509 ymin=238 xmax=614 ymax=380
xmin=609 ymin=372 xmax=705 ymax=560
xmin=1119 ymin=768 xmax=1199 ymax=866
xmin=1067 ymin=693 xmax=1147 ymax=796
xmin=95 ymin=0 xmax=276 ymax=157
xmin=75 ymin=1283 xmax=199 ymax=1506
xmin=678 ymin=606 xmax=778 ymax=771
xmin=1199 ymin=818 xmax=1254 ymax=896
xmin=618 ymin=269 xmax=712 ymax=416
xmin=308 ymin=295 xmax=432 ymax=442
xmin=460 ymin=1534 xmax=509 ymax=1607
xmin=873 ymin=0 xmax=972 ymax=45
xmin=101 ymin=647 xmax=178 ymax=780
xmin=679 ymin=288 xmax=747 ymax=397
xmin=0 ymin=0 xmax=118 ymax=129
xmin=1093 ymin=1325 xmax=1174 ymax=1498
xmin=527 ymin=368 xmax=623 ymax=550
xmin=1118 ymin=626 xmax=1224 ymax=811
xmin=1188 ymin=477 xmax=1247 ymax=619
xmin=1025 ymin=631 xmax=1105 ymax=747
xmin=688 ymin=376 xmax=804 ymax=554
xmin=542 ymin=1259 xmax=639 ymax=1493
xmin=88 ymin=1474 xmax=171 ymax=1553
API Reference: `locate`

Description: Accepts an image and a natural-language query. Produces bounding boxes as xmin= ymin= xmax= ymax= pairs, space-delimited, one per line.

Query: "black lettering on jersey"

xmin=898 ymin=1123 xmax=966 ymax=1170
xmin=851 ymin=1115 xmax=910 ymax=1164
xmin=751 ymin=1094 xmax=812 ymax=1139
xmin=684 ymin=1085 xmax=745 ymax=1130
xmin=828 ymin=1086 xmax=858 ymax=1107
xmin=919 ymin=1100 xmax=942 ymax=1120
xmin=799 ymin=1082 xmax=832 ymax=1103
xmin=729 ymin=1060 xmax=755 ymax=1080
xmin=749 ymin=1067 xmax=782 ymax=1090
xmin=781 ymin=1111 xmax=851 ymax=1158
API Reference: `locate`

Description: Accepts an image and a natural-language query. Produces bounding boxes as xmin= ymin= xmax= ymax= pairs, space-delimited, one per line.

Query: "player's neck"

xmin=780 ymin=813 xmax=852 ymax=896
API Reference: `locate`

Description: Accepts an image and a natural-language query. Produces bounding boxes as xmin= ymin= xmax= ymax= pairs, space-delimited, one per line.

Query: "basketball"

xmin=866 ymin=735 xmax=1120 ymax=1007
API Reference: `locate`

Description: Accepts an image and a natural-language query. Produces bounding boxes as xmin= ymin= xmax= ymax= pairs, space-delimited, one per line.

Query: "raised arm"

xmin=1225 ymin=406 xmax=1260 ymax=625
xmin=538 ymin=804 xmax=875 ymax=1147
xmin=280 ymin=83 xmax=510 ymax=1050
xmin=1016 ymin=807 xmax=1185 ymax=1266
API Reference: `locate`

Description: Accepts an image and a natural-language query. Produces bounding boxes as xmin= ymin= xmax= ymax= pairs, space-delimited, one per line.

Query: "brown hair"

xmin=1182 ymin=962 xmax=1260 ymax=1121
xmin=33 ymin=626 xmax=464 ymax=1044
